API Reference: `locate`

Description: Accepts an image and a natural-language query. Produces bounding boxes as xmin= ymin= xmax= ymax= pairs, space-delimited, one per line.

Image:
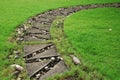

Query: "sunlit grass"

xmin=64 ymin=8 xmax=120 ymax=80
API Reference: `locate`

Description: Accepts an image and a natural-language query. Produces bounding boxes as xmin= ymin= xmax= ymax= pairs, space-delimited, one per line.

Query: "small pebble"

xmin=36 ymin=74 xmax=41 ymax=79
xmin=50 ymin=46 xmax=54 ymax=48
xmin=32 ymin=52 xmax=36 ymax=56
xmin=16 ymin=38 xmax=20 ymax=41
xmin=57 ymin=57 xmax=63 ymax=60
xmin=60 ymin=57 xmax=63 ymax=60
xmin=19 ymin=38 xmax=23 ymax=41
xmin=13 ymin=51 xmax=18 ymax=54
xmin=32 ymin=36 xmax=36 ymax=39
xmin=17 ymin=30 xmax=22 ymax=34
xmin=24 ymin=25 xmax=28 ymax=30
xmin=70 ymin=55 xmax=81 ymax=65
xmin=11 ymin=64 xmax=24 ymax=72
xmin=38 ymin=59 xmax=41 ymax=62
xmin=51 ymin=57 xmax=55 ymax=60
xmin=41 ymin=49 xmax=45 ymax=51
xmin=17 ymin=77 xmax=22 ymax=80
xmin=43 ymin=30 xmax=46 ymax=33
xmin=38 ymin=50 xmax=41 ymax=53
xmin=43 ymin=59 xmax=46 ymax=61
xmin=47 ymin=47 xmax=50 ymax=49
xmin=44 ymin=66 xmax=49 ymax=70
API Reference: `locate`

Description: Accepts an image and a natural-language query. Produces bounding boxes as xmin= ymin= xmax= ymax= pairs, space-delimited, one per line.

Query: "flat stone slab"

xmin=24 ymin=44 xmax=53 ymax=54
xmin=28 ymin=48 xmax=58 ymax=59
xmin=26 ymin=61 xmax=50 ymax=76
xmin=26 ymin=28 xmax=50 ymax=34
xmin=24 ymin=34 xmax=50 ymax=41
xmin=32 ymin=22 xmax=52 ymax=28
xmin=40 ymin=61 xmax=67 ymax=80
xmin=36 ymin=18 xmax=53 ymax=23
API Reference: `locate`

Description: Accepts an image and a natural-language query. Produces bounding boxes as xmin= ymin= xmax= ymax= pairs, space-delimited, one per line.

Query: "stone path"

xmin=16 ymin=2 xmax=120 ymax=80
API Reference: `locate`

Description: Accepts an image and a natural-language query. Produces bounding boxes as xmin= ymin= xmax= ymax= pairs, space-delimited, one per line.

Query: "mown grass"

xmin=49 ymin=16 xmax=107 ymax=80
xmin=64 ymin=8 xmax=120 ymax=80
xmin=0 ymin=0 xmax=120 ymax=79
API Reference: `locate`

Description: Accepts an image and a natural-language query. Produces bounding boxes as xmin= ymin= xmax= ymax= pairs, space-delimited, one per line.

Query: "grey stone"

xmin=70 ymin=55 xmax=81 ymax=65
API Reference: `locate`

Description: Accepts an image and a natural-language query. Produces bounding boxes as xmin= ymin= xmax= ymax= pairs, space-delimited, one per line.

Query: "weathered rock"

xmin=24 ymin=24 xmax=29 ymax=30
xmin=11 ymin=64 xmax=24 ymax=72
xmin=17 ymin=29 xmax=22 ymax=35
xmin=51 ymin=57 xmax=55 ymax=60
xmin=36 ymin=74 xmax=41 ymax=79
xmin=44 ymin=66 xmax=49 ymax=70
xmin=17 ymin=77 xmax=22 ymax=80
xmin=70 ymin=55 xmax=81 ymax=65
xmin=57 ymin=57 xmax=63 ymax=60
xmin=14 ymin=50 xmax=21 ymax=54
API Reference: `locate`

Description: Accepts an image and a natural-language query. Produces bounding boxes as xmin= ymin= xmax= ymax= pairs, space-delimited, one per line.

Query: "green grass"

xmin=50 ymin=16 xmax=106 ymax=80
xmin=64 ymin=8 xmax=120 ymax=80
xmin=0 ymin=0 xmax=120 ymax=79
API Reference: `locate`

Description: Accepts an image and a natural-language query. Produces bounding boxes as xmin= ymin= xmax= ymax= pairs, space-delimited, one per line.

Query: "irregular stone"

xmin=51 ymin=57 xmax=55 ymax=60
xmin=24 ymin=24 xmax=29 ymax=30
xmin=70 ymin=55 xmax=81 ymax=65
xmin=57 ymin=57 xmax=63 ymax=60
xmin=36 ymin=74 xmax=41 ymax=79
xmin=11 ymin=64 xmax=24 ymax=72
xmin=44 ymin=66 xmax=49 ymax=70
xmin=15 ymin=55 xmax=20 ymax=59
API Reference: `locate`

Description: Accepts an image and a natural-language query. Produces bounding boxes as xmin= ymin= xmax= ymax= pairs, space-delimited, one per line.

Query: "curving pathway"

xmin=16 ymin=2 xmax=120 ymax=80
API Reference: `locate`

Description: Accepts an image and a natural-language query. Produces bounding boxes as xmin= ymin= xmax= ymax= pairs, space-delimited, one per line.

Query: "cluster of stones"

xmin=15 ymin=24 xmax=29 ymax=43
xmin=13 ymin=2 xmax=120 ymax=80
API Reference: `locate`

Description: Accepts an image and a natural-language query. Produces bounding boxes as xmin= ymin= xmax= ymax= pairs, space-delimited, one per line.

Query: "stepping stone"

xmin=26 ymin=61 xmax=50 ymax=76
xmin=31 ymin=27 xmax=50 ymax=32
xmin=28 ymin=48 xmax=58 ymax=59
xmin=24 ymin=34 xmax=50 ymax=41
xmin=36 ymin=18 xmax=53 ymax=23
xmin=39 ymin=61 xmax=67 ymax=80
xmin=33 ymin=22 xmax=51 ymax=28
xmin=25 ymin=34 xmax=50 ymax=38
xmin=24 ymin=44 xmax=53 ymax=54
xmin=30 ymin=60 xmax=54 ymax=78
xmin=26 ymin=28 xmax=49 ymax=34
xmin=32 ymin=22 xmax=47 ymax=27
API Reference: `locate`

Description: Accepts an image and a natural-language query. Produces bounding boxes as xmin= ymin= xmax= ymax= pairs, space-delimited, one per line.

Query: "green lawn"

xmin=0 ymin=0 xmax=120 ymax=79
xmin=64 ymin=8 xmax=120 ymax=80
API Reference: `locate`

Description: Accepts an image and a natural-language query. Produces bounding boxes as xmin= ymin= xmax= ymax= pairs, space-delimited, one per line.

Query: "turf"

xmin=0 ymin=0 xmax=120 ymax=79
xmin=64 ymin=8 xmax=120 ymax=80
